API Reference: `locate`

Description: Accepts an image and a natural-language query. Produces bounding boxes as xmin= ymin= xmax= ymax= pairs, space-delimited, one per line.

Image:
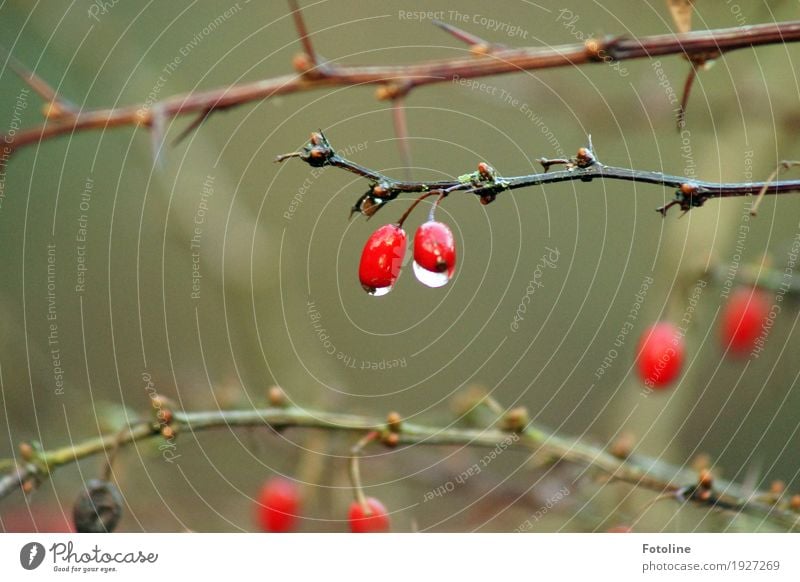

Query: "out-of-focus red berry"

xmin=636 ymin=322 xmax=685 ymax=389
xmin=256 ymin=478 xmax=300 ymax=533
xmin=720 ymin=287 xmax=770 ymax=355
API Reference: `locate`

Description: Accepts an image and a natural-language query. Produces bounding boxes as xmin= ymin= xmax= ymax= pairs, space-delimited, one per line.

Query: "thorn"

xmin=537 ymin=157 xmax=571 ymax=172
xmin=274 ymin=151 xmax=302 ymax=163
xmin=392 ymin=97 xmax=413 ymax=181
xmin=288 ymin=0 xmax=317 ymax=65
xmin=677 ymin=53 xmax=718 ymax=130
xmin=172 ymin=107 xmax=213 ymax=146
xmin=656 ymin=200 xmax=679 ymax=216
xmin=7 ymin=58 xmax=56 ymax=101
xmin=432 ymin=19 xmax=492 ymax=50
xmin=751 ymin=160 xmax=800 ymax=216
xmin=1 ymin=48 xmax=77 ymax=116
xmin=677 ymin=65 xmax=696 ymax=130
xmin=667 ymin=0 xmax=695 ymax=34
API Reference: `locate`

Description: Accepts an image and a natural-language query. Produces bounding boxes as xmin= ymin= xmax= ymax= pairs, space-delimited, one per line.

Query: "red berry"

xmin=348 ymin=497 xmax=390 ymax=533
xmin=636 ymin=322 xmax=685 ymax=389
xmin=413 ymin=221 xmax=456 ymax=288
xmin=720 ymin=287 xmax=769 ymax=355
xmin=358 ymin=224 xmax=407 ymax=296
xmin=256 ymin=478 xmax=300 ymax=533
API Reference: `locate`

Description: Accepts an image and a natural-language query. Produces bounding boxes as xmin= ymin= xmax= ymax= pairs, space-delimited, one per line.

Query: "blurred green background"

xmin=1 ymin=0 xmax=799 ymax=532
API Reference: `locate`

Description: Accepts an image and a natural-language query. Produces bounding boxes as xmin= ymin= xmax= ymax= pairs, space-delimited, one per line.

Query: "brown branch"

xmin=0 ymin=400 xmax=797 ymax=530
xmin=3 ymin=18 xmax=800 ymax=164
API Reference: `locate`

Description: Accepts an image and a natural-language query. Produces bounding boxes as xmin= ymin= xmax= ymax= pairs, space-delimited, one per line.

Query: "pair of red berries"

xmin=358 ymin=221 xmax=456 ymax=295
xmin=635 ymin=286 xmax=770 ymax=389
xmin=256 ymin=478 xmax=390 ymax=533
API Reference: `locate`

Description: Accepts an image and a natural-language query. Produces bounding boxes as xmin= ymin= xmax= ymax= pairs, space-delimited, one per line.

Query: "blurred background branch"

xmin=2 ymin=393 xmax=799 ymax=530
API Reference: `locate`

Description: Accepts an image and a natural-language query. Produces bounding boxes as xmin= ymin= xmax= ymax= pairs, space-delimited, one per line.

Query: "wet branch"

xmin=277 ymin=132 xmax=800 ymax=217
xmin=0 ymin=399 xmax=798 ymax=530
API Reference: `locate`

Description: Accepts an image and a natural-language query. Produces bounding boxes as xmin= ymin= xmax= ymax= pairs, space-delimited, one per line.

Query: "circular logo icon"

xmin=19 ymin=542 xmax=46 ymax=570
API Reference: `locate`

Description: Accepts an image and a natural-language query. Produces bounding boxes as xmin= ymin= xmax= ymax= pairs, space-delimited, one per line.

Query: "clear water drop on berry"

xmin=413 ymin=261 xmax=451 ymax=288
xmin=368 ymin=285 xmax=393 ymax=297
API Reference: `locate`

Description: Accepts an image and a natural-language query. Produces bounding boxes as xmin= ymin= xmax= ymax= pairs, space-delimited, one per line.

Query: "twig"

xmin=288 ymin=0 xmax=318 ymax=66
xmin=277 ymin=132 xmax=800 ymax=217
xmin=3 ymin=17 xmax=800 ymax=164
xmin=1 ymin=401 xmax=798 ymax=530
xmin=751 ymin=161 xmax=800 ymax=216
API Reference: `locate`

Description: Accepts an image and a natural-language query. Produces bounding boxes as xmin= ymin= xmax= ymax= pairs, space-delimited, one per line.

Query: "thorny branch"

xmin=2 ymin=9 xmax=800 ymax=169
xmin=0 ymin=396 xmax=798 ymax=531
xmin=276 ymin=132 xmax=800 ymax=217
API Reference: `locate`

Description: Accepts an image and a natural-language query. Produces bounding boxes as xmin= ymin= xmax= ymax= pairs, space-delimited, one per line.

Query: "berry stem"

xmin=428 ymin=191 xmax=449 ymax=222
xmin=396 ymin=191 xmax=442 ymax=228
xmin=100 ymin=427 xmax=128 ymax=482
xmin=349 ymin=431 xmax=379 ymax=514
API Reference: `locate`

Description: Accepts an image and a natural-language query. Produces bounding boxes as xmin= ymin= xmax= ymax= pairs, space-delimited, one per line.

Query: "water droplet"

xmin=368 ymin=285 xmax=393 ymax=297
xmin=413 ymin=261 xmax=450 ymax=288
